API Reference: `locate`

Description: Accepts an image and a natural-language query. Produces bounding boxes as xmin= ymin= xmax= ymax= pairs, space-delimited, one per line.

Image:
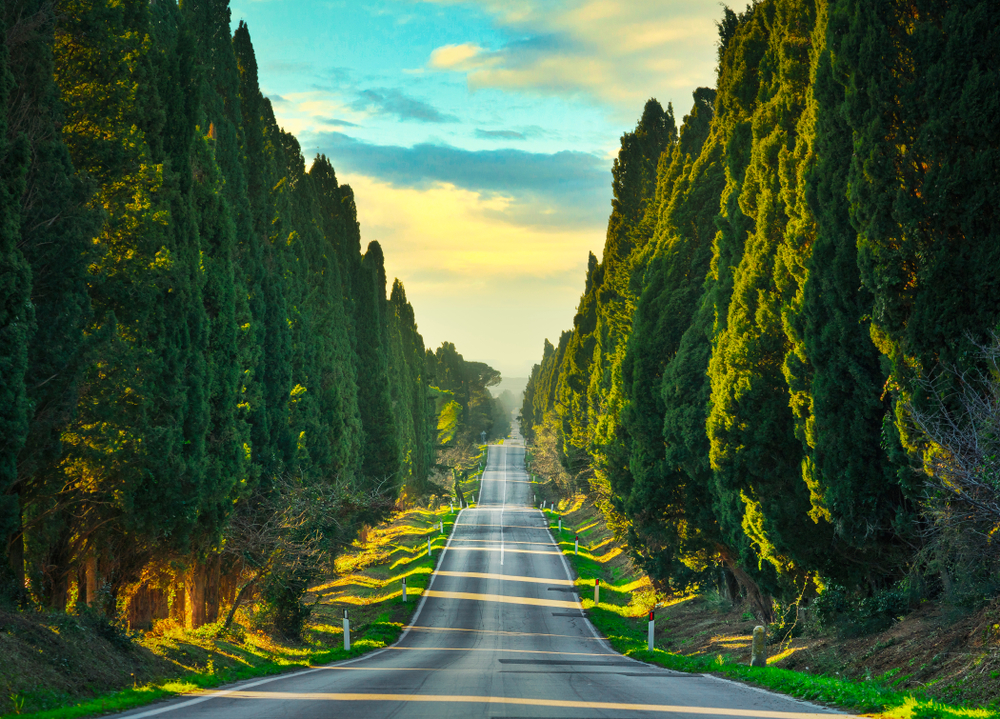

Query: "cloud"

xmin=475 ymin=129 xmax=526 ymax=140
xmin=429 ymin=42 xmax=485 ymax=69
xmin=319 ymin=117 xmax=361 ymax=127
xmin=420 ymin=0 xmax=721 ymax=112
xmin=349 ymin=87 xmax=458 ymax=123
xmin=312 ymin=131 xmax=609 ymax=228
xmin=341 ymin=172 xmax=601 ymax=376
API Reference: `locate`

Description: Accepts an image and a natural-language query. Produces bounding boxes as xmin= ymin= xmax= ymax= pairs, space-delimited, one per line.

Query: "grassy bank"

xmin=542 ymin=498 xmax=1000 ymax=719
xmin=1 ymin=490 xmax=477 ymax=719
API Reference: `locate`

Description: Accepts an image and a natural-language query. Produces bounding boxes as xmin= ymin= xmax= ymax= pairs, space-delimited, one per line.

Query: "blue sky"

xmin=230 ymin=0 xmax=729 ymax=378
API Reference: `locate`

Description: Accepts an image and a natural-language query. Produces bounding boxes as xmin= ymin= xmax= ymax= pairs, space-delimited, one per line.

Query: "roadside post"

xmin=648 ymin=610 xmax=655 ymax=651
xmin=450 ymin=500 xmax=454 ymax=513
xmin=402 ymin=577 xmax=407 ymax=603
xmin=343 ymin=610 xmax=350 ymax=651
xmin=751 ymin=626 xmax=767 ymax=667
xmin=575 ymin=535 xmax=579 ymax=555
xmin=440 ymin=521 xmax=444 ymax=534
xmin=427 ymin=537 xmax=432 ymax=559
xmin=558 ymin=518 xmax=562 ymax=533
xmin=594 ymin=578 xmax=600 ymax=605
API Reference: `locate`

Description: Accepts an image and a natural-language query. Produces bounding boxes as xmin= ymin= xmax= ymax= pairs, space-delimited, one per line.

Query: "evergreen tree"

xmin=4 ymin=0 xmax=101 ymax=594
xmin=615 ymin=87 xmax=724 ymax=587
xmin=0 ymin=6 xmax=32 ymax=573
xmin=353 ymin=241 xmax=400 ymax=484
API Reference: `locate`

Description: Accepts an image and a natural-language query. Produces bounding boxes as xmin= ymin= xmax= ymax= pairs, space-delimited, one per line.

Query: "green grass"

xmin=544 ymin=513 xmax=1000 ymax=719
xmin=3 ymin=615 xmax=404 ymax=719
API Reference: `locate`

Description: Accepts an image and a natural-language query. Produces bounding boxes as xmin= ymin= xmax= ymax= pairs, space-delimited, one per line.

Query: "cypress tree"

xmin=706 ymin=0 xmax=841 ymax=591
xmin=616 ymin=87 xmax=724 ymax=587
xmin=4 ymin=0 xmax=101 ymax=594
xmin=353 ymin=241 xmax=400 ymax=484
xmin=0 ymin=7 xmax=32 ymax=574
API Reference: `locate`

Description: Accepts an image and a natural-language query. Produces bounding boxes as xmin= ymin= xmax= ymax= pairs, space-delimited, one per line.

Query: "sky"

xmin=229 ymin=0 xmax=728 ymax=379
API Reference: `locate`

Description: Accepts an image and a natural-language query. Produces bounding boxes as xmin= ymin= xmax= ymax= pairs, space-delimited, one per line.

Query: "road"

xmin=116 ymin=425 xmax=845 ymax=719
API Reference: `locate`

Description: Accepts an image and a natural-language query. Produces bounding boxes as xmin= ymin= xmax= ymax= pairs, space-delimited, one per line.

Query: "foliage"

xmin=525 ymin=0 xmax=1000 ymax=615
xmin=0 ymin=0 xmax=498 ymax=637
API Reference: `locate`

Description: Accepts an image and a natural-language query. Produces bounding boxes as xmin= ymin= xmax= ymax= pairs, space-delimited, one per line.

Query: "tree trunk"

xmin=185 ymin=563 xmax=207 ymax=629
xmin=205 ymin=554 xmax=221 ymax=623
xmin=222 ymin=565 xmax=268 ymax=630
xmin=9 ymin=489 xmax=25 ymax=605
xmin=85 ymin=554 xmax=98 ymax=606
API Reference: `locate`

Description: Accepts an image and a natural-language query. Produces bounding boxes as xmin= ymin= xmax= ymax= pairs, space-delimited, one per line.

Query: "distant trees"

xmin=0 ymin=0 xmax=503 ymax=633
xmin=524 ymin=0 xmax=1000 ymax=613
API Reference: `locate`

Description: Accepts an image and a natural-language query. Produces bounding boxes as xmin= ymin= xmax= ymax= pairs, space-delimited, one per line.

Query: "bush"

xmin=253 ymin=570 xmax=312 ymax=640
xmin=814 ymin=583 xmax=910 ymax=637
xmin=77 ymin=606 xmax=135 ymax=651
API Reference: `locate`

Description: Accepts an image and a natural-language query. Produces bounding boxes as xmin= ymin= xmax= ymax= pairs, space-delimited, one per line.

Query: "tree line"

xmin=0 ymin=0 xmax=506 ymax=634
xmin=521 ymin=0 xmax=999 ymax=619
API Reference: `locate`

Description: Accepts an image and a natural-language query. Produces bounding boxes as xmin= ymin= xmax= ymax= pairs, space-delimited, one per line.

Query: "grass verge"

xmin=543 ymin=502 xmax=999 ymax=719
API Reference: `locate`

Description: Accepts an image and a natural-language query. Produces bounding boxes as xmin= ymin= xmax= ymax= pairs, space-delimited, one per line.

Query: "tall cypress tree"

xmin=353 ymin=241 xmax=400 ymax=485
xmin=0 ymin=7 xmax=32 ymax=577
xmin=4 ymin=0 xmax=101 ymax=594
xmin=615 ymin=87 xmax=724 ymax=587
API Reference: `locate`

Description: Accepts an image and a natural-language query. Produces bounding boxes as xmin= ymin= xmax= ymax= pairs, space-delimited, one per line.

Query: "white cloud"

xmin=429 ymin=42 xmax=486 ymax=69
xmin=421 ymin=0 xmax=722 ymax=115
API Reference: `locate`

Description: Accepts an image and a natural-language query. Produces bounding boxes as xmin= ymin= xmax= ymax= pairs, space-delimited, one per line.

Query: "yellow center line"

xmin=388 ymin=646 xmax=614 ymax=656
xmin=444 ymin=546 xmax=561 ymax=555
xmin=450 ymin=538 xmax=554 ymax=546
xmin=433 ymin=570 xmax=574 ymax=586
xmin=422 ymin=589 xmax=579 ymax=608
xmin=218 ymin=692 xmax=839 ymax=718
xmin=403 ymin=625 xmax=604 ymax=641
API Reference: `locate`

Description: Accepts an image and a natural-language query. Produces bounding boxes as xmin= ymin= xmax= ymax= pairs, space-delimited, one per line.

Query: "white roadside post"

xmin=440 ymin=521 xmax=444 ymax=534
xmin=343 ymin=609 xmax=350 ymax=651
xmin=402 ymin=577 xmax=407 ymax=603
xmin=558 ymin=518 xmax=562 ymax=533
xmin=450 ymin=500 xmax=454 ymax=513
xmin=427 ymin=537 xmax=432 ymax=559
xmin=574 ymin=534 xmax=579 ymax=555
xmin=648 ymin=610 xmax=655 ymax=651
xmin=594 ymin=578 xmax=600 ymax=605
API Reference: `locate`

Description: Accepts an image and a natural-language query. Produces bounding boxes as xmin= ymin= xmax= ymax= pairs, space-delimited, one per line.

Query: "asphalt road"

xmin=116 ymin=425 xmax=846 ymax=719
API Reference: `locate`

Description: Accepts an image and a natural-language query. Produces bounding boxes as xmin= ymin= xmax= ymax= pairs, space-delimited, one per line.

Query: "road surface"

xmin=116 ymin=426 xmax=845 ymax=719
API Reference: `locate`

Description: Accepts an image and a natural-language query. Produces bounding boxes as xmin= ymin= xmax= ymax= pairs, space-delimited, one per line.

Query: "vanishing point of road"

xmin=114 ymin=424 xmax=847 ymax=719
